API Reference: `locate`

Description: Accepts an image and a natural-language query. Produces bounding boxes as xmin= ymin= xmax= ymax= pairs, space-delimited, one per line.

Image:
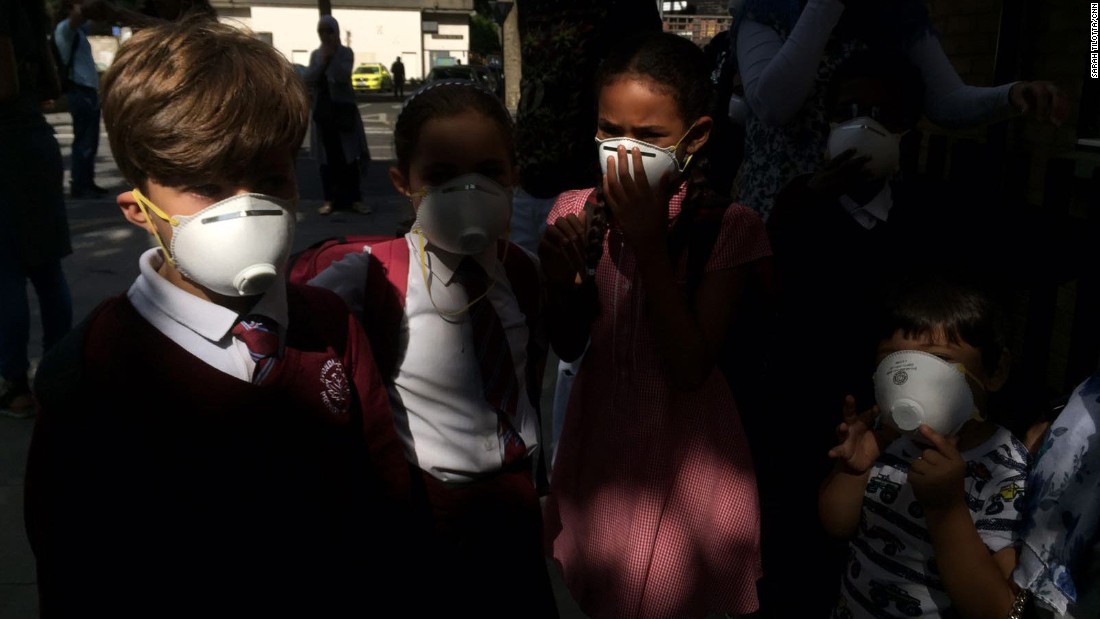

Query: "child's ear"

xmin=118 ymin=191 xmax=153 ymax=233
xmin=986 ymin=348 xmax=1011 ymax=393
xmin=388 ymin=166 xmax=411 ymax=197
xmin=684 ymin=115 xmax=714 ymax=156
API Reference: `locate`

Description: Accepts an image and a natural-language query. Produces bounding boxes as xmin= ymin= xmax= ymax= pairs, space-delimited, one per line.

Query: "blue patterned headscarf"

xmin=1014 ymin=373 xmax=1100 ymax=613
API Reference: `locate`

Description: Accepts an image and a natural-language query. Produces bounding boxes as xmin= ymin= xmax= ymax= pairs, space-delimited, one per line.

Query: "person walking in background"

xmin=391 ymin=56 xmax=405 ymax=99
xmin=306 ymin=15 xmax=371 ymax=216
xmin=0 ymin=0 xmax=73 ymax=418
xmin=54 ymin=0 xmax=106 ymax=199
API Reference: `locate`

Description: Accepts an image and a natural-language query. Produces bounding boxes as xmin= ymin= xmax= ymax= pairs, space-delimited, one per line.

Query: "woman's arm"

xmin=327 ymin=46 xmax=354 ymax=84
xmin=303 ymin=49 xmax=328 ymax=86
xmin=737 ymin=0 xmax=845 ymax=126
xmin=910 ymin=34 xmax=1019 ymax=129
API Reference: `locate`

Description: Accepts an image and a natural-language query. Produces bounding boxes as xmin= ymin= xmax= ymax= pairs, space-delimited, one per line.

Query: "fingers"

xmin=830 ymin=148 xmax=858 ymax=164
xmin=1032 ymin=83 xmax=1051 ymax=125
xmin=857 ymin=404 xmax=879 ymax=428
xmin=1018 ymin=81 xmax=1069 ymax=125
xmin=833 ymin=421 xmax=852 ymax=447
xmin=630 ymin=146 xmax=650 ymax=190
xmin=545 ymin=217 xmax=587 ymax=272
xmin=560 ymin=214 xmax=588 ymax=269
xmin=608 ymin=146 xmax=639 ymax=207
xmin=1051 ymin=86 xmax=1071 ymax=126
xmin=842 ymin=395 xmax=857 ymax=422
xmin=917 ymin=424 xmax=955 ymax=455
xmin=603 ymin=158 xmax=626 ymax=217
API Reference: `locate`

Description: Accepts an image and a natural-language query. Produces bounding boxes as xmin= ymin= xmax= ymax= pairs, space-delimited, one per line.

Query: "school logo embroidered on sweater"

xmin=320 ymin=358 xmax=350 ymax=417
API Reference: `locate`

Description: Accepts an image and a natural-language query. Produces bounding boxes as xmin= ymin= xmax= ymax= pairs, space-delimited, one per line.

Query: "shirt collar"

xmin=839 ymin=183 xmax=894 ymax=230
xmin=411 ymin=231 xmax=503 ymax=287
xmin=132 ymin=248 xmax=289 ymax=343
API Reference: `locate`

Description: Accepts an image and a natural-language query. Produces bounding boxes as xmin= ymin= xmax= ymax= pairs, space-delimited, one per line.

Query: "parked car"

xmin=352 ymin=63 xmax=393 ymax=93
xmin=425 ymin=64 xmax=502 ymax=98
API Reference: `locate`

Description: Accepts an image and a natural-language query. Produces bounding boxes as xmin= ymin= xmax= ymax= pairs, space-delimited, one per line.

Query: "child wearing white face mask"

xmin=760 ymin=50 xmax=987 ymax=615
xmin=24 ymin=20 xmax=413 ymax=617
xmin=308 ymin=80 xmax=557 ymax=616
xmin=540 ymin=32 xmax=772 ymax=618
xmin=820 ymin=277 xmax=1031 ymax=619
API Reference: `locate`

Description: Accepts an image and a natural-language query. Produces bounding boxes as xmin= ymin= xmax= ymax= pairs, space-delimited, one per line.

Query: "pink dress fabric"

xmin=543 ymin=185 xmax=770 ymax=618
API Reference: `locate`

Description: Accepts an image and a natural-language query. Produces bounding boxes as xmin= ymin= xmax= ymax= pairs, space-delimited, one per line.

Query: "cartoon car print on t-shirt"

xmin=867 ymin=473 xmax=902 ymax=504
xmin=985 ymin=481 xmax=1026 ymax=515
xmin=868 ymin=580 xmax=923 ymax=617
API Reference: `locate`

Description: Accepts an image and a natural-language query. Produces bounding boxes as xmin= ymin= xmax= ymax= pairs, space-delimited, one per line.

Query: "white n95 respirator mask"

xmin=826 ymin=116 xmax=901 ymax=180
xmin=413 ymin=173 xmax=512 ymax=256
xmin=132 ymin=189 xmax=296 ymax=298
xmin=874 ymin=350 xmax=981 ymax=437
xmin=595 ymin=123 xmax=697 ymax=191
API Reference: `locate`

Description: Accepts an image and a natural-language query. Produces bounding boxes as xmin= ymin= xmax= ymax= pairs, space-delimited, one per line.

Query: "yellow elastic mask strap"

xmin=671 ymin=120 xmax=700 ymax=172
xmin=952 ymin=362 xmax=988 ymax=423
xmin=131 ymin=188 xmax=178 ymax=266
xmin=413 ymin=228 xmax=502 ymax=319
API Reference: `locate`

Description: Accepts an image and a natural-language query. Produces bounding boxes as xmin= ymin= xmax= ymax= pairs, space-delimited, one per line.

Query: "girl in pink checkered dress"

xmin=540 ymin=32 xmax=771 ymax=618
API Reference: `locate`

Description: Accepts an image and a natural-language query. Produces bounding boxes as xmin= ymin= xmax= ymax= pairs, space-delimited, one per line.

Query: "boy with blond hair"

xmin=24 ymin=19 xmax=411 ymax=617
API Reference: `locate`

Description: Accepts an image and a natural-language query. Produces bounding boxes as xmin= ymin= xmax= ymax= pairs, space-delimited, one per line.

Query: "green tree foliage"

xmin=470 ymin=13 xmax=501 ymax=57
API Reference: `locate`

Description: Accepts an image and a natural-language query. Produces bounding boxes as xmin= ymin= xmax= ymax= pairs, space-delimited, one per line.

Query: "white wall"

xmin=421 ymin=14 xmax=470 ymax=76
xmin=242 ymin=6 xmax=427 ymax=79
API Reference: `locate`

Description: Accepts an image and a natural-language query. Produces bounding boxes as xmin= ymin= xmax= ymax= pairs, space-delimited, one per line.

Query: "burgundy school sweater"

xmin=25 ymin=284 xmax=414 ymax=618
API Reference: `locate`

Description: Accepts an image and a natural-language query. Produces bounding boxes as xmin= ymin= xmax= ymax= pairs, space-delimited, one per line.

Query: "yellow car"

xmin=352 ymin=63 xmax=392 ymax=93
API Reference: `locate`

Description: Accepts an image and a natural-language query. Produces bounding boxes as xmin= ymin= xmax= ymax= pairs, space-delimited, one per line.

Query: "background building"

xmin=212 ymin=0 xmax=474 ymax=79
xmin=660 ymin=0 xmax=731 ymax=46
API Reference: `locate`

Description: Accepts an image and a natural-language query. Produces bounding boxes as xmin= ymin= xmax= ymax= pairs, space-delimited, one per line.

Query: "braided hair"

xmin=587 ymin=32 xmax=725 ymax=303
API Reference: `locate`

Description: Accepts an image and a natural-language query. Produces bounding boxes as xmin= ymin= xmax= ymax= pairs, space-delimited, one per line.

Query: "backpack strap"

xmin=369 ymin=237 xmax=412 ymax=304
xmin=360 ymin=237 xmax=411 ymax=380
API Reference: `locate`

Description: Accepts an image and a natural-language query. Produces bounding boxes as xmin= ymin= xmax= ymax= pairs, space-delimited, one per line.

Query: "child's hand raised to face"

xmin=541 ymin=212 xmax=589 ymax=290
xmin=603 ymin=145 xmax=673 ymax=253
xmin=909 ymin=425 xmax=966 ymax=513
xmin=829 ymin=395 xmax=892 ymax=475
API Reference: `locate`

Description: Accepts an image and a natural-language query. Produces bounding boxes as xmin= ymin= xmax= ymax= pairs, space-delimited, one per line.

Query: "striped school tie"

xmin=454 ymin=258 xmax=527 ymax=465
xmin=232 ymin=315 xmax=281 ymax=385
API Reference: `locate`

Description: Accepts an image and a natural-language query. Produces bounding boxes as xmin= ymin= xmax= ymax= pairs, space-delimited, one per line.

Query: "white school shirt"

xmin=310 ymin=234 xmax=540 ymax=483
xmin=127 ymin=248 xmax=289 ymax=382
xmin=839 ymin=183 xmax=893 ymax=230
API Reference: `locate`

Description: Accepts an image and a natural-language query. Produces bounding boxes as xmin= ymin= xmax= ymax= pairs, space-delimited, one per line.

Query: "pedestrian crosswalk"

xmin=46 ymin=100 xmax=399 ymax=197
